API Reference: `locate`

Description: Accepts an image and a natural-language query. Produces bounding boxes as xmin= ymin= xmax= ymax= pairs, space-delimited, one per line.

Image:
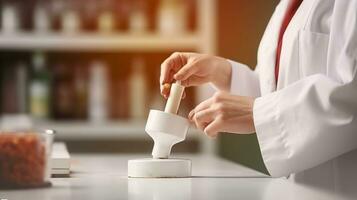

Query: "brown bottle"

xmin=74 ymin=65 xmax=88 ymax=119
xmin=51 ymin=64 xmax=75 ymax=119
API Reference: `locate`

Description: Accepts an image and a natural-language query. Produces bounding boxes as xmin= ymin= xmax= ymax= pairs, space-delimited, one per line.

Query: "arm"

xmin=254 ymin=1 xmax=357 ymax=177
xmin=254 ymin=74 xmax=357 ymax=177
xmin=228 ymin=60 xmax=261 ymax=98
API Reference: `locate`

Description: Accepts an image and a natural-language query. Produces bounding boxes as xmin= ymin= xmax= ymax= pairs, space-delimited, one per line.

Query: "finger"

xmin=192 ymin=116 xmax=204 ymax=131
xmin=188 ymin=109 xmax=195 ymax=120
xmin=161 ymin=83 xmax=171 ymax=99
xmin=188 ymin=100 xmax=212 ymax=121
xmin=195 ymin=121 xmax=209 ymax=132
xmin=192 ymin=97 xmax=214 ymax=114
xmin=204 ymin=118 xmax=223 ymax=138
xmin=193 ymin=108 xmax=216 ymax=131
xmin=160 ymin=52 xmax=187 ymax=84
xmin=180 ymin=75 xmax=207 ymax=87
xmin=161 ymin=67 xmax=178 ymax=97
xmin=193 ymin=114 xmax=206 ymax=131
xmin=174 ymin=62 xmax=198 ymax=81
xmin=194 ymin=108 xmax=216 ymax=124
xmin=161 ymin=83 xmax=186 ymax=99
xmin=160 ymin=54 xmax=176 ymax=84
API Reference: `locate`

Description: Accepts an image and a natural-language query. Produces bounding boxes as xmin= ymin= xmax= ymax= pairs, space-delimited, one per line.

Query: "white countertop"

xmin=0 ymin=154 xmax=351 ymax=200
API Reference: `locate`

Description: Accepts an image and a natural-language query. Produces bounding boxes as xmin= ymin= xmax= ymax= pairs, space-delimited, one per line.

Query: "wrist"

xmin=212 ymin=57 xmax=232 ymax=91
xmin=250 ymin=98 xmax=256 ymax=133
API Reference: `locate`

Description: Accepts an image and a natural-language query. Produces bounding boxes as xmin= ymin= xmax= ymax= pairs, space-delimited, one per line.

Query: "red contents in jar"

xmin=0 ymin=132 xmax=46 ymax=188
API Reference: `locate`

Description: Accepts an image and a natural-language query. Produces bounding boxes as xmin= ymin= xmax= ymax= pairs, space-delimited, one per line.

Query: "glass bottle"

xmin=61 ymin=0 xmax=81 ymax=34
xmin=50 ymin=0 xmax=65 ymax=31
xmin=74 ymin=65 xmax=88 ymax=119
xmin=30 ymin=52 xmax=51 ymax=119
xmin=82 ymin=0 xmax=97 ymax=32
xmin=129 ymin=57 xmax=147 ymax=119
xmin=34 ymin=0 xmax=51 ymax=33
xmin=157 ymin=0 xmax=188 ymax=35
xmin=129 ymin=0 xmax=148 ymax=34
xmin=51 ymin=63 xmax=75 ymax=119
xmin=98 ymin=0 xmax=115 ymax=33
xmin=89 ymin=61 xmax=108 ymax=122
xmin=1 ymin=2 xmax=20 ymax=33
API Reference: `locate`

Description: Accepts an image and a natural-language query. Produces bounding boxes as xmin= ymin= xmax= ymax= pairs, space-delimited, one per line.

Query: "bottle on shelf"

xmin=0 ymin=62 xmax=30 ymax=114
xmin=129 ymin=0 xmax=148 ymax=34
xmin=98 ymin=0 xmax=115 ymax=33
xmin=74 ymin=65 xmax=88 ymax=119
xmin=114 ymin=0 xmax=130 ymax=31
xmin=15 ymin=62 xmax=29 ymax=114
xmin=50 ymin=0 xmax=65 ymax=31
xmin=30 ymin=52 xmax=51 ymax=119
xmin=129 ymin=57 xmax=147 ymax=119
xmin=33 ymin=0 xmax=51 ymax=33
xmin=82 ymin=0 xmax=97 ymax=32
xmin=1 ymin=3 xmax=20 ymax=33
xmin=89 ymin=61 xmax=108 ymax=123
xmin=52 ymin=63 xmax=75 ymax=119
xmin=20 ymin=0 xmax=32 ymax=31
xmin=157 ymin=0 xmax=188 ymax=35
xmin=109 ymin=66 xmax=129 ymax=120
xmin=61 ymin=0 xmax=81 ymax=34
xmin=1 ymin=67 xmax=17 ymax=114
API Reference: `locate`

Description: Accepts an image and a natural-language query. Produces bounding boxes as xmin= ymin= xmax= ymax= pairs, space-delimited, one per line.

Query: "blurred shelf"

xmin=34 ymin=120 xmax=202 ymax=141
xmin=0 ymin=32 xmax=200 ymax=52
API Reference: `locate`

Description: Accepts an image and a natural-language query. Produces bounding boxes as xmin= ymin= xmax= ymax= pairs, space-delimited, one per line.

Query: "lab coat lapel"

xmin=258 ymin=0 xmax=317 ymax=94
xmin=277 ymin=0 xmax=316 ymax=88
xmin=257 ymin=0 xmax=290 ymax=95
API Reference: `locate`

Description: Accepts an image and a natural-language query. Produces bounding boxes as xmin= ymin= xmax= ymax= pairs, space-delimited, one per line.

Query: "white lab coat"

xmin=229 ymin=0 xmax=357 ymax=198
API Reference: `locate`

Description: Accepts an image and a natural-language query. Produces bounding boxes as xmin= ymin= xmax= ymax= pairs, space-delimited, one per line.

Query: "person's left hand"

xmin=189 ymin=92 xmax=256 ymax=138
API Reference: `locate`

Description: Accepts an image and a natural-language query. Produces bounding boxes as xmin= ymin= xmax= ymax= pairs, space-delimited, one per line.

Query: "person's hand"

xmin=189 ymin=92 xmax=256 ymax=138
xmin=160 ymin=52 xmax=232 ymax=98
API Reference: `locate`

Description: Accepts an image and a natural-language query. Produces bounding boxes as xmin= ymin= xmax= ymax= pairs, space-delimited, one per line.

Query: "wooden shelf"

xmin=0 ymin=0 xmax=217 ymax=154
xmin=0 ymin=32 xmax=200 ymax=52
xmin=34 ymin=120 xmax=203 ymax=141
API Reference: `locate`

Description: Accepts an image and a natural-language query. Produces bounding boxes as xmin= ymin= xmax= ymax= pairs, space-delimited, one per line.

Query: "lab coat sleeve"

xmin=254 ymin=1 xmax=357 ymax=177
xmin=228 ymin=60 xmax=261 ymax=97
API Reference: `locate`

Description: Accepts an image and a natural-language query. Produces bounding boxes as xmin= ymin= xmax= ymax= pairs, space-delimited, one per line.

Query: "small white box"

xmin=51 ymin=142 xmax=71 ymax=176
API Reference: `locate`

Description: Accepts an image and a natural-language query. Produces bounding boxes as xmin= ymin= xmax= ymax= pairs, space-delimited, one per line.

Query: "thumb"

xmin=174 ymin=62 xmax=198 ymax=82
xmin=180 ymin=75 xmax=207 ymax=87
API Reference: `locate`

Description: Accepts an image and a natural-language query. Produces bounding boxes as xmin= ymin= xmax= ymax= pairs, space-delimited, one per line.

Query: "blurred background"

xmin=0 ymin=0 xmax=279 ymax=173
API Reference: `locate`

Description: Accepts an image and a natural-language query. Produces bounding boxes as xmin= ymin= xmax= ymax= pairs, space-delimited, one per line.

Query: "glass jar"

xmin=0 ymin=130 xmax=54 ymax=188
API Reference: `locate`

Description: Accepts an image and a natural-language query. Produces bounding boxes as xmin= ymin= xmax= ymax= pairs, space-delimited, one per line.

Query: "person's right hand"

xmin=160 ymin=52 xmax=232 ymax=98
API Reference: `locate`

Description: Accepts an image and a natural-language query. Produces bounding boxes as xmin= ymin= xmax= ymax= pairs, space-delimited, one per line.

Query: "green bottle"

xmin=30 ymin=52 xmax=50 ymax=119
